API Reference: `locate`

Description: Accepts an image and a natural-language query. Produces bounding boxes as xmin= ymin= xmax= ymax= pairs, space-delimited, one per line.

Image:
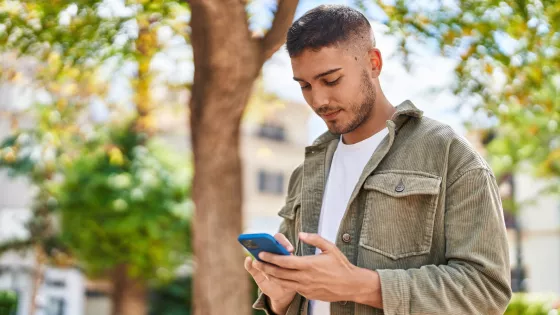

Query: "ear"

xmin=368 ymin=48 xmax=383 ymax=78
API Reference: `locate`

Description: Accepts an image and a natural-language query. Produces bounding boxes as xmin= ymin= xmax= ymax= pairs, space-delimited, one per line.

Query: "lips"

xmin=322 ymin=110 xmax=341 ymax=120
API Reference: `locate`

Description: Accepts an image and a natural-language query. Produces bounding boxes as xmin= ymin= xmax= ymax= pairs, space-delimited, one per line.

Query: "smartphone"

xmin=238 ymin=233 xmax=291 ymax=262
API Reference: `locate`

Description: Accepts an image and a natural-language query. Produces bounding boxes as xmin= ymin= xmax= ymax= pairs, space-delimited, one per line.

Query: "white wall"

xmin=522 ymin=235 xmax=560 ymax=293
xmin=514 ymin=174 xmax=560 ymax=294
xmin=0 ymin=266 xmax=86 ymax=315
xmin=0 ymin=266 xmax=33 ymax=315
xmin=41 ymin=268 xmax=85 ymax=315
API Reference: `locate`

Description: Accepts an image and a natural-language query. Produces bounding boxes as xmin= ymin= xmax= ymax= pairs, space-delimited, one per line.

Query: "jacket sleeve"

xmin=377 ymin=168 xmax=512 ymax=315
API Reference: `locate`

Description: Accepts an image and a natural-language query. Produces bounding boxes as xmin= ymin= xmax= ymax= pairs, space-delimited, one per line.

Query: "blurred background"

xmin=0 ymin=0 xmax=558 ymax=315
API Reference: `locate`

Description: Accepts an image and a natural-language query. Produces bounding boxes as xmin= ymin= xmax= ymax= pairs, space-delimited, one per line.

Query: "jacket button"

xmin=341 ymin=233 xmax=351 ymax=243
xmin=395 ymin=180 xmax=405 ymax=192
xmin=339 ymin=301 xmax=348 ymax=305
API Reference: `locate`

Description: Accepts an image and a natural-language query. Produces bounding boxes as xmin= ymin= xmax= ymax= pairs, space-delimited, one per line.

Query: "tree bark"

xmin=111 ymin=265 xmax=148 ymax=315
xmin=187 ymin=1 xmax=298 ymax=314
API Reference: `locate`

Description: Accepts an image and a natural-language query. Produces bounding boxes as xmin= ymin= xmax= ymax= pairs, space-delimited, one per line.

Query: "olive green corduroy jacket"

xmin=253 ymin=100 xmax=512 ymax=315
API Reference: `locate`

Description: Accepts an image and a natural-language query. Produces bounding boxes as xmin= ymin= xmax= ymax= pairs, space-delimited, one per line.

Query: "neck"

xmin=342 ymin=91 xmax=395 ymax=145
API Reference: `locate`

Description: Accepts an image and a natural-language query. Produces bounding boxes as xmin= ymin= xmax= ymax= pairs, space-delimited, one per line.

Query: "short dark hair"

xmin=286 ymin=5 xmax=372 ymax=57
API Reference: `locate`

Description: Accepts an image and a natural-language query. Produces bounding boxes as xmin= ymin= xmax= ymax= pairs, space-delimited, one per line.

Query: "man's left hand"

xmin=253 ymin=232 xmax=380 ymax=305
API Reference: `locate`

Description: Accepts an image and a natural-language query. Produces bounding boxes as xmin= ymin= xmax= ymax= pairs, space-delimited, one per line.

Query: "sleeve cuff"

xmin=252 ymin=291 xmax=301 ymax=315
xmin=253 ymin=290 xmax=276 ymax=315
xmin=377 ymin=269 xmax=411 ymax=315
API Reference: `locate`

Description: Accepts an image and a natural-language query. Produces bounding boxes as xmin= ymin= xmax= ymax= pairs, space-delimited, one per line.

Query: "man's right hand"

xmin=244 ymin=233 xmax=297 ymax=315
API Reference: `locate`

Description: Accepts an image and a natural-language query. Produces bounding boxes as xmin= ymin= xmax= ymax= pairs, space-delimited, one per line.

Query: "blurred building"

xmin=513 ymin=174 xmax=560 ymax=294
xmin=242 ymin=101 xmax=313 ymax=233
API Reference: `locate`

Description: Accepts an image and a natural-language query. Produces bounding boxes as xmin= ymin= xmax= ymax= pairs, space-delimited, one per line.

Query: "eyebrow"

xmin=293 ymin=68 xmax=342 ymax=82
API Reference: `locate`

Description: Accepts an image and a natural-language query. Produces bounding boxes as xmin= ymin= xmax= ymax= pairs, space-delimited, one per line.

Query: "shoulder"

xmin=409 ymin=116 xmax=493 ymax=183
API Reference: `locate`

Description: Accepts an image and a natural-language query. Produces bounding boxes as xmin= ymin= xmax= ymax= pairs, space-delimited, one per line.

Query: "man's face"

xmin=291 ymin=46 xmax=376 ymax=135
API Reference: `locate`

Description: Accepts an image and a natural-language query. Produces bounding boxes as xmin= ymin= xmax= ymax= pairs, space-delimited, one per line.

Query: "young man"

xmin=244 ymin=5 xmax=512 ymax=315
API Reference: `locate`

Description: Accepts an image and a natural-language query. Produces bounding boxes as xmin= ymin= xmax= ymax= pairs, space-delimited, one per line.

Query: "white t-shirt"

xmin=310 ymin=127 xmax=388 ymax=315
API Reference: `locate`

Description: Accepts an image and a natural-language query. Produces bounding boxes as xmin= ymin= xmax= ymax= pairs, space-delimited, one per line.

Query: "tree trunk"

xmin=111 ymin=265 xmax=148 ymax=315
xmin=29 ymin=245 xmax=45 ymax=315
xmin=187 ymin=1 xmax=298 ymax=315
xmin=189 ymin=4 xmax=259 ymax=315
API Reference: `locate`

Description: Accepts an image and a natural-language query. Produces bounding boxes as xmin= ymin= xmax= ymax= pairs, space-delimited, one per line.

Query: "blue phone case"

xmin=238 ymin=233 xmax=290 ymax=261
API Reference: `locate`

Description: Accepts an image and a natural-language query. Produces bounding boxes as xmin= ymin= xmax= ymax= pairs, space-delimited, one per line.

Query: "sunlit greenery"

xmin=371 ymin=0 xmax=559 ymax=183
xmin=54 ymin=120 xmax=192 ymax=281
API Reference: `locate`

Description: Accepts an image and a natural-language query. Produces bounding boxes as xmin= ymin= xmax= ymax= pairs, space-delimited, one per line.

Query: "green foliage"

xmin=0 ymin=102 xmax=76 ymax=181
xmin=0 ymin=0 xmax=189 ymax=69
xmin=149 ymin=276 xmax=193 ymax=315
xmin=0 ymin=0 xmax=130 ymax=72
xmin=0 ymin=0 xmax=192 ymax=276
xmin=505 ymin=293 xmax=559 ymax=315
xmin=0 ymin=290 xmax=18 ymax=315
xmin=373 ymin=0 xmax=560 ymax=183
xmin=53 ymin=120 xmax=193 ymax=282
xmin=0 ymin=101 xmax=81 ymax=258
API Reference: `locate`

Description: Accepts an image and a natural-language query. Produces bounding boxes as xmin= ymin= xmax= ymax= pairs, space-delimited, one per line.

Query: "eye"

xmin=300 ymin=83 xmax=311 ymax=90
xmin=325 ymin=77 xmax=341 ymax=86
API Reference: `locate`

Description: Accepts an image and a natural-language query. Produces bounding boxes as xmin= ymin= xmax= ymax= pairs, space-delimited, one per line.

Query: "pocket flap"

xmin=277 ymin=194 xmax=301 ymax=220
xmin=364 ymin=172 xmax=441 ymax=197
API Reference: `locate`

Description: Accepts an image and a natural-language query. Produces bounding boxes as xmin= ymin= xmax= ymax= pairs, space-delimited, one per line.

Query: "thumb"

xmin=299 ymin=232 xmax=335 ymax=252
xmin=274 ymin=233 xmax=294 ymax=253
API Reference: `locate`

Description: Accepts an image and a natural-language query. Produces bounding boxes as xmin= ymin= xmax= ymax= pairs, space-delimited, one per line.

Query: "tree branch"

xmin=261 ymin=0 xmax=299 ymax=60
xmin=0 ymin=238 xmax=34 ymax=255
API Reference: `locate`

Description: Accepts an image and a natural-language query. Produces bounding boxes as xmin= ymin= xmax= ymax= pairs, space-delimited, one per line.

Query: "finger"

xmin=245 ymin=257 xmax=269 ymax=283
xmin=244 ymin=257 xmax=259 ymax=276
xmin=251 ymin=259 xmax=271 ymax=281
xmin=267 ymin=274 xmax=302 ymax=292
xmin=255 ymin=260 xmax=301 ymax=281
xmin=259 ymin=252 xmax=309 ymax=270
xmin=274 ymin=233 xmax=294 ymax=253
xmin=251 ymin=258 xmax=266 ymax=272
xmin=299 ymin=232 xmax=335 ymax=253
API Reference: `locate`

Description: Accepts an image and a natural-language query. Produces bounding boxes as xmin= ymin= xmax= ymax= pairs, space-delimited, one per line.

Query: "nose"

xmin=310 ymin=87 xmax=329 ymax=111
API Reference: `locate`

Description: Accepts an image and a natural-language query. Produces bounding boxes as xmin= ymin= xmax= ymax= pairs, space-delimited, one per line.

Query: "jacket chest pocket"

xmin=359 ymin=172 xmax=442 ymax=260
